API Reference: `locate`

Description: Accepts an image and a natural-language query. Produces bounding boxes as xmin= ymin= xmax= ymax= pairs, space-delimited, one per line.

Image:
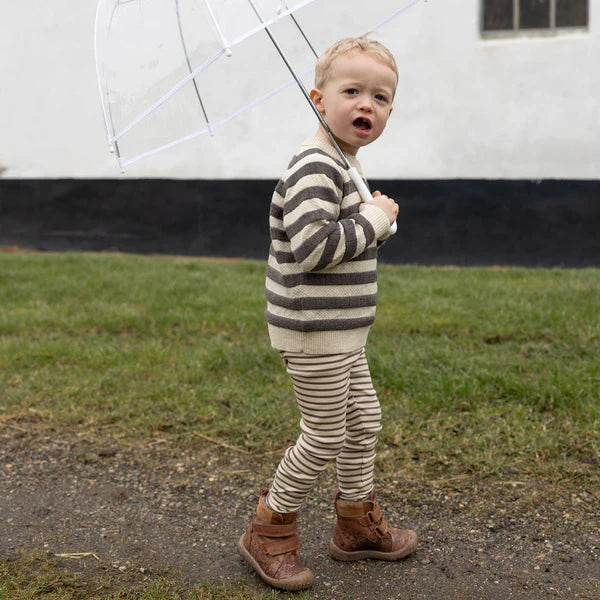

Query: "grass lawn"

xmin=0 ymin=251 xmax=599 ymax=599
xmin=0 ymin=556 xmax=302 ymax=600
xmin=1 ymin=251 xmax=598 ymax=479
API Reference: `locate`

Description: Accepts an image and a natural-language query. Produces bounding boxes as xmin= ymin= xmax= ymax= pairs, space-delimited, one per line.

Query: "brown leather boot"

xmin=237 ymin=489 xmax=314 ymax=591
xmin=329 ymin=489 xmax=418 ymax=561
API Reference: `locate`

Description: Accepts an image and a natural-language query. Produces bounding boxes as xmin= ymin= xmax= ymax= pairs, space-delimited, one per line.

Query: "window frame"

xmin=481 ymin=0 xmax=589 ymax=38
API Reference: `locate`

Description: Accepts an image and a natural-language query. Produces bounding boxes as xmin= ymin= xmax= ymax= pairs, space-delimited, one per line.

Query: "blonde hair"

xmin=314 ymin=36 xmax=398 ymax=92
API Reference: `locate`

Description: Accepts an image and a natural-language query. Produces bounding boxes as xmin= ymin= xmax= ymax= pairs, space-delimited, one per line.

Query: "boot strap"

xmin=363 ymin=507 xmax=389 ymax=541
xmin=263 ymin=536 xmax=300 ymax=556
xmin=253 ymin=522 xmax=297 ymax=537
xmin=361 ymin=504 xmax=382 ymax=526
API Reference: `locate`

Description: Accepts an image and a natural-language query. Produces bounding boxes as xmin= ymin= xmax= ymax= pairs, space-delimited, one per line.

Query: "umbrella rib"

xmin=95 ymin=0 xmax=125 ymax=156
xmin=203 ymin=0 xmax=232 ymax=55
xmin=288 ymin=13 xmax=318 ymax=58
xmin=174 ymin=0 xmax=212 ymax=132
xmin=106 ymin=100 xmax=123 ymax=169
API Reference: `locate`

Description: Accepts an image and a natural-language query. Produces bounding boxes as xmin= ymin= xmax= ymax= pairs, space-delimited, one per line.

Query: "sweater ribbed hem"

xmin=267 ymin=324 xmax=370 ymax=355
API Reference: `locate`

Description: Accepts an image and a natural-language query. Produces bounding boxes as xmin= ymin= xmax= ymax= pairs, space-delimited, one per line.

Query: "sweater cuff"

xmin=360 ymin=203 xmax=392 ymax=239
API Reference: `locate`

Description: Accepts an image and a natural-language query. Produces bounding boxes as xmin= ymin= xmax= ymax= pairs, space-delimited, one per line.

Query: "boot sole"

xmin=328 ymin=530 xmax=419 ymax=562
xmin=237 ymin=534 xmax=314 ymax=591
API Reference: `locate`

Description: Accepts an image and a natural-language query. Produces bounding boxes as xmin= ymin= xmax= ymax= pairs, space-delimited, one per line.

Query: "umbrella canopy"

xmin=94 ymin=0 xmax=422 ymax=170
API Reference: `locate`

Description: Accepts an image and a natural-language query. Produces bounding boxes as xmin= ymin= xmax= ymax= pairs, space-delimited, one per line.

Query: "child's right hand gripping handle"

xmin=348 ymin=167 xmax=398 ymax=235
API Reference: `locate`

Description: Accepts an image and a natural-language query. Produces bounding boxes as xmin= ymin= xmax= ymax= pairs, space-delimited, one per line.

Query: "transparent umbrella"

xmin=94 ymin=0 xmax=422 ymax=230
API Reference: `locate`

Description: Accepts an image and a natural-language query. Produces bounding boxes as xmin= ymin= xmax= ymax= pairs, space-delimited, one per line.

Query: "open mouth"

xmin=353 ymin=117 xmax=372 ymax=132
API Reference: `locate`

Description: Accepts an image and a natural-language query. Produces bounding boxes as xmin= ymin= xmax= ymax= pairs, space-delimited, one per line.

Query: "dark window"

xmin=520 ymin=0 xmax=551 ymax=29
xmin=556 ymin=0 xmax=589 ymax=26
xmin=482 ymin=0 xmax=588 ymax=33
xmin=483 ymin=0 xmax=514 ymax=30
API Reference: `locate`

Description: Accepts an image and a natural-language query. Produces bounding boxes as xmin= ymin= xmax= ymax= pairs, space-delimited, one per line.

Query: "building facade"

xmin=1 ymin=1 xmax=598 ymax=264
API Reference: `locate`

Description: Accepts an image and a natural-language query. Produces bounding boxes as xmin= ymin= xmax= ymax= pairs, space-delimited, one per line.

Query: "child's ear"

xmin=310 ymin=88 xmax=325 ymax=114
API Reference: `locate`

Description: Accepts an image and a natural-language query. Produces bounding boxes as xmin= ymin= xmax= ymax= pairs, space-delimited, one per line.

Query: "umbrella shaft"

xmin=246 ymin=0 xmax=350 ymax=171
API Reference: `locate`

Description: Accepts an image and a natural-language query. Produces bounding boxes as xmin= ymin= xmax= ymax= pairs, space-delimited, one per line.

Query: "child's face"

xmin=310 ymin=51 xmax=397 ymax=156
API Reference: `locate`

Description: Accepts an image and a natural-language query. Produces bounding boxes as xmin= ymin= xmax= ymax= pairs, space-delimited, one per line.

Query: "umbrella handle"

xmin=348 ymin=167 xmax=398 ymax=235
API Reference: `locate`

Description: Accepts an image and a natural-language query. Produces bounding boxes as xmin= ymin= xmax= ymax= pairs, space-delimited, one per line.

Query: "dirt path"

xmin=1 ymin=424 xmax=599 ymax=599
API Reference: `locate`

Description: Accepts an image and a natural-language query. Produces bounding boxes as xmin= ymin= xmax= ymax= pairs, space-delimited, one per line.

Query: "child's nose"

xmin=357 ymin=95 xmax=373 ymax=111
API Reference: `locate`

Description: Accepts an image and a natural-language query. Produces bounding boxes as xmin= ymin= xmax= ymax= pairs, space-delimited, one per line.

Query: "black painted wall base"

xmin=1 ymin=179 xmax=598 ymax=266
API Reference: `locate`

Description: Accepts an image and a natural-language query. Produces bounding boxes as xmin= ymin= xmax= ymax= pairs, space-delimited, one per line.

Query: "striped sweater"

xmin=264 ymin=137 xmax=392 ymax=354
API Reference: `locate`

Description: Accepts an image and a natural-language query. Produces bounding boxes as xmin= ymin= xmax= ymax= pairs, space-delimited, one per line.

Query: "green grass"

xmin=0 ymin=556 xmax=303 ymax=600
xmin=1 ymin=252 xmax=599 ymax=480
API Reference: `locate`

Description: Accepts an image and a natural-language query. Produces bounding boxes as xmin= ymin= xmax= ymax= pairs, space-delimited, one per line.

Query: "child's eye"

xmin=375 ymin=94 xmax=388 ymax=103
xmin=345 ymin=88 xmax=358 ymax=95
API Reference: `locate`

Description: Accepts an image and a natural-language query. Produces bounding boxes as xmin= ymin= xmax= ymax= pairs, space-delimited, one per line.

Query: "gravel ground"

xmin=1 ymin=421 xmax=599 ymax=600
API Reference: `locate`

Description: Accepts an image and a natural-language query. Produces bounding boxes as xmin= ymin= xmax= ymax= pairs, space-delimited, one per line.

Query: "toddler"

xmin=237 ymin=36 xmax=418 ymax=591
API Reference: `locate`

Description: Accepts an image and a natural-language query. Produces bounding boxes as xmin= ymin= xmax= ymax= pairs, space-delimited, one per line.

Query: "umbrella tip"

xmin=225 ymin=48 xmax=233 ymax=57
xmin=109 ymin=146 xmax=116 ymax=154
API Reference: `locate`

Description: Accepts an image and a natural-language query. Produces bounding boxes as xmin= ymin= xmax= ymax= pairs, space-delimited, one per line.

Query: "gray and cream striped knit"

xmin=265 ymin=137 xmax=392 ymax=355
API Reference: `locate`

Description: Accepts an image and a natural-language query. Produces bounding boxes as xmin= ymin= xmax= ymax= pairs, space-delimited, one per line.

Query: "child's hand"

xmin=370 ymin=190 xmax=399 ymax=225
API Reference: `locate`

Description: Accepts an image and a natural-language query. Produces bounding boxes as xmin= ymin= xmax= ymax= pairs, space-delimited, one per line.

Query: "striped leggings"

xmin=266 ymin=348 xmax=382 ymax=514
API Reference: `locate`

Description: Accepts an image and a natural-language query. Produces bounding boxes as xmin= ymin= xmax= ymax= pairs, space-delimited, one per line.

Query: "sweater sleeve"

xmin=281 ymin=157 xmax=391 ymax=273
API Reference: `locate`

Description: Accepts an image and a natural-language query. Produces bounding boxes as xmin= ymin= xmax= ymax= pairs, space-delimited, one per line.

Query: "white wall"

xmin=1 ymin=0 xmax=598 ymax=180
